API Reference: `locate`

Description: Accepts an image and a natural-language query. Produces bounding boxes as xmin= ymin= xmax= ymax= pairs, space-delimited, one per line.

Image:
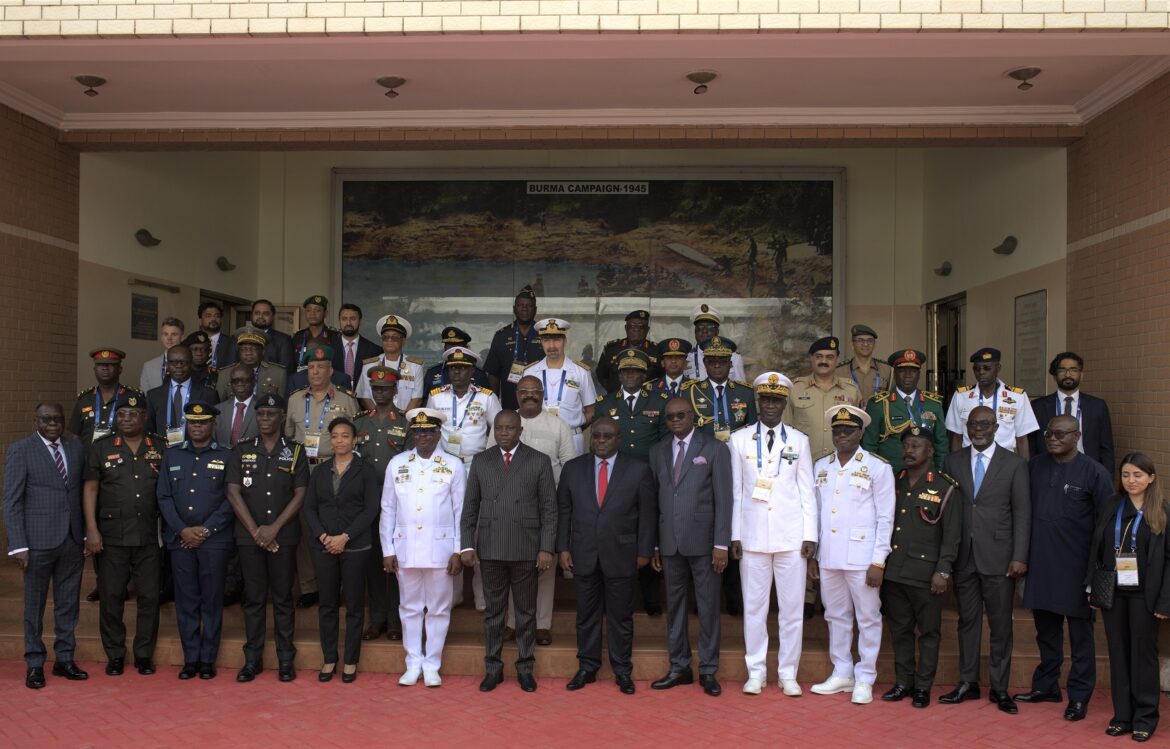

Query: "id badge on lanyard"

xmin=1116 ymin=555 xmax=1139 ymax=587
xmin=304 ymin=434 xmax=320 ymax=459
xmin=507 ymin=362 xmax=526 ymax=384
xmin=166 ymin=427 xmax=184 ymax=446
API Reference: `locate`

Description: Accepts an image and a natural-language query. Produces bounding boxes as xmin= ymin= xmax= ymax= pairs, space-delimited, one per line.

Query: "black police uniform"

xmin=483 ymin=322 xmax=545 ymax=410
xmin=596 ymin=338 xmax=660 ymax=393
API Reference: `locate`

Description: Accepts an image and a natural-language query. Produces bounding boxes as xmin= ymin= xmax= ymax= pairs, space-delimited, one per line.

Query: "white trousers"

xmin=507 ymin=564 xmax=555 ymax=630
xmin=397 ymin=567 xmax=453 ymax=672
xmin=819 ymin=568 xmax=883 ymax=685
xmin=741 ymin=549 xmax=807 ymax=681
xmin=451 ymin=563 xmax=485 ymax=610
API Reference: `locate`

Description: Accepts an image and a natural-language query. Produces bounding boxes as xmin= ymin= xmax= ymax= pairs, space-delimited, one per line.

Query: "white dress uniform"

xmin=685 ymin=348 xmax=746 ymax=383
xmin=943 ymin=379 xmax=1040 ymax=451
xmin=424 ymin=384 xmax=502 ymax=464
xmin=730 ymin=420 xmax=816 ymax=684
xmin=814 ymin=447 xmax=895 ymax=687
xmin=379 ymin=447 xmax=467 ymax=675
xmin=356 ymin=353 xmax=425 ymax=411
xmin=524 ymin=358 xmax=597 ymax=454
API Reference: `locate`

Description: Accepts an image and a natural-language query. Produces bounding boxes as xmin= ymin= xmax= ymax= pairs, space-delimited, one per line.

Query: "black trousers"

xmin=481 ymin=559 xmax=537 ymax=676
xmin=723 ymin=557 xmax=743 ymax=613
xmin=573 ymin=567 xmax=635 ymax=676
xmin=313 ymin=546 xmax=369 ymax=666
xmin=366 ymin=531 xmax=401 ymax=628
xmin=23 ymin=537 xmax=84 ymax=668
xmin=1030 ymin=608 xmax=1096 ymax=702
xmin=97 ymin=543 xmax=160 ymax=661
xmin=170 ymin=542 xmax=230 ymax=664
xmin=639 ymin=566 xmax=662 ymax=612
xmin=953 ymin=557 xmax=1015 ymax=691
xmin=1102 ymin=592 xmax=1162 ymax=733
xmin=662 ymin=552 xmax=722 ymax=675
xmin=882 ymin=579 xmax=942 ymax=691
xmin=238 ymin=543 xmax=297 ymax=664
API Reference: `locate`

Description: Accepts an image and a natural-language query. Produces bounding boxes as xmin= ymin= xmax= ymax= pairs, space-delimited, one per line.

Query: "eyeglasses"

xmin=1043 ymin=429 xmax=1080 ymax=440
xmin=229 ymin=377 xmax=253 ymax=385
xmin=36 ymin=415 xmax=64 ymax=424
xmin=852 ymin=337 xmax=876 ymax=345
xmin=1055 ymin=367 xmax=1082 ymax=374
xmin=665 ymin=412 xmax=691 ymax=421
xmin=967 ymin=420 xmax=997 ymax=430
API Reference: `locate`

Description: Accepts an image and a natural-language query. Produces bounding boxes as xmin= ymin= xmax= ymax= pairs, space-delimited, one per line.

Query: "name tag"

xmin=751 ymin=477 xmax=772 ymax=503
xmin=507 ymin=362 xmax=526 ymax=384
xmin=1117 ymin=555 xmax=1139 ymax=587
xmin=304 ymin=434 xmax=320 ymax=459
xmin=92 ymin=427 xmax=112 ymax=443
xmin=207 ymin=460 xmax=225 ymax=471
xmin=166 ymin=427 xmax=184 ymax=446
xmin=849 ymin=473 xmax=871 ymax=489
xmin=546 ymin=405 xmax=560 ymax=417
xmin=714 ymin=426 xmax=731 ymax=443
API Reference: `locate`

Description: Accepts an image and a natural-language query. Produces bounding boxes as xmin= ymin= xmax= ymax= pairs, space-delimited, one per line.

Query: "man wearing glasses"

xmin=1027 ymin=352 xmax=1115 ymax=472
xmin=1014 ymin=415 xmax=1114 ymax=722
xmin=837 ymin=324 xmax=891 ymax=404
xmin=945 ymin=347 xmax=1040 ymax=459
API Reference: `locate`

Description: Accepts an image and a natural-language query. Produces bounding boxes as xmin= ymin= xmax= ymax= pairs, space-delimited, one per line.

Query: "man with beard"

xmin=198 ymin=301 xmax=229 ymax=371
xmin=336 ymin=304 xmax=381 ymax=391
xmin=233 ymin=299 xmax=294 ymax=371
xmin=523 ymin=318 xmax=596 ymax=455
xmin=216 ymin=327 xmax=286 ymax=402
xmin=596 ymin=310 xmax=660 ymax=392
xmin=837 ymin=325 xmax=892 ymax=405
xmin=484 ymin=285 xmax=545 ymax=410
xmin=684 ymin=304 xmax=746 ymax=382
xmin=784 ymin=337 xmax=862 ymax=461
xmin=70 ymin=348 xmax=145 ymax=446
xmin=355 ymin=315 xmax=425 ymax=412
xmin=1027 ymin=352 xmax=1115 ymax=471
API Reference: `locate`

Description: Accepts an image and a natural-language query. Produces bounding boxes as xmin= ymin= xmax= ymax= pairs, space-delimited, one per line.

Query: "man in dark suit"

xmin=940 ymin=405 xmax=1030 ymax=714
xmin=145 ymin=345 xmax=219 ymax=445
xmin=1028 ymin=352 xmax=1115 ymax=473
xmin=222 ymin=299 xmax=295 ymax=371
xmin=215 ymin=365 xmax=259 ymax=448
xmin=557 ymin=417 xmax=656 ymax=695
xmin=2 ymin=402 xmax=88 ymax=688
xmin=335 ymin=303 xmax=381 ymax=391
xmin=460 ymin=410 xmax=557 ymax=693
xmin=198 ymin=301 xmax=231 ymax=372
xmin=649 ymin=396 xmax=732 ymax=697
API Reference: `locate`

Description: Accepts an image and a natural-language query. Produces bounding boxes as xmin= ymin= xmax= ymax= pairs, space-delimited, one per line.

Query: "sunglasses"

xmin=665 ymin=411 xmax=691 ymax=421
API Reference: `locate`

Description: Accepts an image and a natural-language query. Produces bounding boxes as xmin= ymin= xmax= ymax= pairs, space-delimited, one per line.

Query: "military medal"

xmin=243 ymin=476 xmax=253 ymax=488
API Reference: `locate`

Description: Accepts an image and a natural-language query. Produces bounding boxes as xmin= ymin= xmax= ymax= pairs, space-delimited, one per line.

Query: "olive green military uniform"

xmin=70 ymin=384 xmax=145 ymax=445
xmin=596 ymin=337 xmax=660 ymax=393
xmin=862 ymin=390 xmax=948 ymax=472
xmin=782 ymin=375 xmax=862 ymax=460
xmin=216 ymin=360 xmax=287 ymax=402
xmin=882 ymin=465 xmax=962 ymax=693
xmin=592 ymin=385 xmax=669 ymax=461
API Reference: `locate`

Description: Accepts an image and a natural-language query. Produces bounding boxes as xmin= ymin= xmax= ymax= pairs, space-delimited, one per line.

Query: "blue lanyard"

xmin=542 ymin=369 xmax=566 ymax=406
xmin=451 ymin=387 xmax=475 ymax=430
xmin=901 ymin=390 xmax=922 ymax=426
xmin=1115 ymin=504 xmax=1144 ymax=553
xmin=94 ymin=388 xmax=119 ymax=430
xmin=712 ymin=382 xmax=730 ymax=426
xmin=849 ymin=361 xmax=880 ymax=392
xmin=513 ymin=324 xmax=535 ymax=363
xmin=755 ymin=421 xmax=787 ymax=470
xmin=305 ymin=391 xmax=332 ymax=432
xmin=978 ymin=386 xmax=998 ymax=415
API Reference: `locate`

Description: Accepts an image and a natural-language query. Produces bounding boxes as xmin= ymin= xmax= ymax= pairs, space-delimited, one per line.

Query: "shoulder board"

xmin=838 ymin=376 xmax=859 ymax=388
xmin=430 ymin=387 xmax=445 ymax=396
xmin=1008 ymin=385 xmax=1024 ymax=394
xmin=77 ymin=386 xmax=96 ymax=397
xmin=123 ymin=386 xmax=146 ymax=396
xmin=93 ymin=432 xmax=116 ymax=445
xmin=680 ymin=379 xmax=698 ymax=390
xmin=364 ymin=409 xmax=377 ymax=417
xmin=835 ymin=359 xmax=852 ymax=368
xmin=956 ymin=385 xmax=972 ymax=393
xmin=938 ymin=470 xmax=960 ymax=488
xmin=478 ymin=387 xmax=493 ymax=395
xmin=732 ymin=379 xmax=751 ymax=388
xmin=869 ymin=452 xmax=891 ymax=465
xmin=524 ymin=361 xmax=541 ymax=371
xmin=288 ymin=386 xmax=309 ymax=396
xmin=336 ymin=386 xmax=357 ymax=397
xmin=405 ymin=356 xmax=424 ymax=365
xmin=873 ymin=390 xmax=892 ymax=401
xmin=595 ymin=394 xmax=606 ymax=403
xmin=922 ymin=391 xmax=944 ymax=403
xmin=574 ymin=359 xmax=591 ymax=370
xmin=605 ymin=338 xmax=622 ymax=348
xmin=362 ymin=355 xmax=381 ymax=365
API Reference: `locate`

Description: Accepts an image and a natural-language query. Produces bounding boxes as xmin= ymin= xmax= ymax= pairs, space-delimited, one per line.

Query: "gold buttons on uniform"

xmin=831 ymin=529 xmax=837 ymax=534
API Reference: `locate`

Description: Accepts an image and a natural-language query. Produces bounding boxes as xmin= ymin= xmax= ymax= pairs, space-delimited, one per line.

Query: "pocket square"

xmin=692 ymin=456 xmax=707 ymax=465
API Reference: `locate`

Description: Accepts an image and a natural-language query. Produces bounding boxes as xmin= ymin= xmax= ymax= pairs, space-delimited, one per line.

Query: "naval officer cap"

xmin=377 ymin=314 xmax=412 ymax=338
xmin=825 ymin=404 xmax=871 ymax=430
xmin=754 ymin=372 xmax=793 ymax=398
xmin=536 ymin=318 xmax=570 ymax=337
xmin=440 ymin=327 xmax=471 ymax=346
xmin=970 ymin=347 xmax=1001 ymax=363
xmin=443 ymin=347 xmax=479 ymax=367
xmin=405 ymin=407 xmax=446 ymax=430
xmin=691 ymin=303 xmax=721 ymax=325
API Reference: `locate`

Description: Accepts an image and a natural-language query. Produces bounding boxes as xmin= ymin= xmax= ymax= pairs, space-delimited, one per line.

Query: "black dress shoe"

xmin=518 ymin=672 xmax=537 ymax=692
xmin=52 ymin=662 xmax=89 ymax=680
xmin=479 ymin=672 xmax=502 ymax=692
xmin=651 ymin=670 xmax=694 ymax=690
xmin=1013 ymin=689 xmax=1062 ymax=703
xmin=387 ymin=624 xmax=402 ymax=641
xmin=912 ymin=689 xmax=931 ymax=708
xmin=1132 ymin=730 xmax=1153 ymax=742
xmin=616 ymin=674 xmax=635 ymax=694
xmin=644 ymin=603 xmax=663 ymax=616
xmin=223 ymin=590 xmax=242 ymax=607
xmin=1063 ymin=701 xmax=1087 ymax=721
xmin=361 ymin=622 xmax=388 ymax=641
xmin=86 ymin=588 xmax=100 ymax=603
xmin=199 ymin=663 xmax=217 ymax=680
xmin=699 ymin=674 xmax=722 ymax=696
xmin=566 ymin=669 xmax=597 ymax=691
xmin=882 ymin=684 xmax=910 ymax=701
xmin=1106 ymin=723 xmax=1133 ymax=737
xmin=25 ymin=667 xmax=45 ymax=689
xmin=318 ymin=665 xmax=335 ymax=683
xmin=991 ymin=691 xmax=1018 ymax=714
xmin=341 ymin=667 xmax=357 ymax=684
xmin=295 ymin=592 xmax=319 ymax=608
xmin=279 ymin=662 xmax=296 ymax=682
xmin=105 ymin=658 xmax=124 ymax=676
xmin=178 ymin=663 xmax=199 ymax=680
xmin=939 ymin=681 xmax=980 ymax=704
xmin=134 ymin=659 xmax=155 ymax=675
xmin=236 ymin=663 xmax=261 ymax=682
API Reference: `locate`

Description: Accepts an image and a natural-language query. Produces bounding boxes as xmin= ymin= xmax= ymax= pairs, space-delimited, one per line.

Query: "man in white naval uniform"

xmin=380 ymin=408 xmax=467 ymax=688
xmin=356 ymin=315 xmax=425 ymax=413
xmin=944 ymin=347 xmax=1039 ymax=459
xmin=684 ymin=304 xmax=746 ymax=383
xmin=523 ymin=318 xmax=596 ymax=454
xmin=809 ymin=405 xmax=895 ymax=705
xmin=729 ymin=372 xmax=816 ymax=697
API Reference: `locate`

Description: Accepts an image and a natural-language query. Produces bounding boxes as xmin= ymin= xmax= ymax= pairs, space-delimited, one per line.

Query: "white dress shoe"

xmin=810 ymin=675 xmax=855 ymax=695
xmin=423 ymin=670 xmax=442 ymax=688
xmin=781 ymin=679 xmax=803 ymax=697
xmin=851 ymin=682 xmax=873 ymax=704
xmin=742 ymin=677 xmax=764 ymax=695
xmin=398 ymin=668 xmax=421 ymax=686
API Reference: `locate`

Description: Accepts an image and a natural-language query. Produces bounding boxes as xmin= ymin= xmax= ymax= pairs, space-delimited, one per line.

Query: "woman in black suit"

xmin=303 ymin=417 xmax=380 ymax=683
xmin=1090 ymin=453 xmax=1170 ymax=741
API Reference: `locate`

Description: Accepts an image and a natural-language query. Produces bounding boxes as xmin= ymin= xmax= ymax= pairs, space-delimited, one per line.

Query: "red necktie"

xmin=503 ymin=451 xmax=512 ymax=468
xmin=597 ymin=459 xmax=608 ymax=508
xmin=230 ymin=401 xmax=246 ymax=446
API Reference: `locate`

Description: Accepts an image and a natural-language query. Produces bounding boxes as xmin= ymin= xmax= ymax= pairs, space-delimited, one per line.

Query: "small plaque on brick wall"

xmin=1014 ymin=290 xmax=1047 ymax=397
xmin=131 ymin=293 xmax=158 ymax=341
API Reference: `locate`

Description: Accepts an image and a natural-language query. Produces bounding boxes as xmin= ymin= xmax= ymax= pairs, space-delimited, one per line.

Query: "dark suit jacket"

xmin=555 ymin=453 xmax=656 ymax=578
xmin=649 ymin=428 xmax=732 ymax=557
xmin=1087 ymin=496 xmax=1170 ymax=617
xmin=337 ymin=335 xmax=382 ymax=391
xmin=302 ymin=456 xmax=380 ymax=549
xmin=2 ymin=433 xmax=85 ymax=551
xmin=209 ymin=331 xmax=231 ymax=370
xmin=145 ymin=378 xmax=220 ymax=436
xmin=214 ymin=397 xmax=259 ymax=447
xmin=460 ymin=443 xmax=557 ymax=562
xmin=944 ymin=446 xmax=1030 ymax=576
xmin=1029 ymin=391 xmax=1115 ymax=472
xmin=223 ymin=327 xmax=296 ymax=372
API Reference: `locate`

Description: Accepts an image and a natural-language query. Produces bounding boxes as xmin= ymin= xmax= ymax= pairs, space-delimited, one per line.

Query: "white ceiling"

xmin=1 ymin=32 xmax=1168 ymax=130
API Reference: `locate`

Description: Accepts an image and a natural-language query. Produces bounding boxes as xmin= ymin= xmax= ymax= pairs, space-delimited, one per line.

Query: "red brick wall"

xmin=0 ymin=105 xmax=80 ymax=550
xmin=1067 ymin=71 xmax=1170 ymax=472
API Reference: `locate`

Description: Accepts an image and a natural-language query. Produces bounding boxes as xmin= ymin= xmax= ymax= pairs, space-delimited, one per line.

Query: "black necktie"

xmin=627 ymin=395 xmax=636 ymax=412
xmin=767 ymin=428 xmax=775 ymax=452
xmin=670 ymin=381 xmax=678 ymax=398
xmin=1063 ymin=396 xmax=1073 ymax=416
xmin=716 ymin=385 xmax=725 ymax=425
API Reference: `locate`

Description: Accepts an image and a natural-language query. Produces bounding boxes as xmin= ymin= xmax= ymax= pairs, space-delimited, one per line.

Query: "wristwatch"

xmin=937 ymin=572 xmax=951 ymax=579
xmin=871 ymin=562 xmax=886 ymax=570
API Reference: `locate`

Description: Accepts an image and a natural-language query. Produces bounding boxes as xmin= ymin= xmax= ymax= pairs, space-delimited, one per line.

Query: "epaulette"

xmin=1008 ymin=385 xmax=1024 ymax=394
xmin=733 ymin=379 xmax=751 ymax=388
xmin=478 ymin=387 xmax=493 ymax=395
xmin=575 ymin=359 xmax=591 ymax=370
xmin=869 ymin=452 xmax=891 ymax=464
xmin=923 ymin=391 xmax=944 ymax=403
xmin=430 ymin=386 xmax=445 ymax=396
xmin=336 ymin=386 xmax=357 ymax=397
xmin=680 ymin=379 xmax=698 ymax=390
xmin=524 ymin=361 xmax=541 ymax=371
xmin=288 ymin=386 xmax=309 ymax=396
xmin=605 ymin=338 xmax=623 ymax=348
xmin=956 ymin=385 xmax=972 ymax=393
xmin=405 ymin=356 xmax=424 ymax=365
xmin=835 ymin=359 xmax=852 ymax=368
xmin=938 ymin=470 xmax=960 ymax=488
xmin=362 ymin=355 xmax=381 ymax=365
xmin=77 ymin=386 xmax=96 ymax=397
xmin=873 ymin=390 xmax=892 ymax=401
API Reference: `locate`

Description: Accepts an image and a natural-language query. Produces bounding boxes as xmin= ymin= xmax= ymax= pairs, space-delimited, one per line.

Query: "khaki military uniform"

xmin=783 ymin=375 xmax=862 ymax=460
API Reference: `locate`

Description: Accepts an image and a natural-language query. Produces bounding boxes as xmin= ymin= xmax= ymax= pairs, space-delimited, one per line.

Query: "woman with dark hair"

xmin=303 ymin=417 xmax=380 ymax=683
xmin=1089 ymin=452 xmax=1170 ymax=741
